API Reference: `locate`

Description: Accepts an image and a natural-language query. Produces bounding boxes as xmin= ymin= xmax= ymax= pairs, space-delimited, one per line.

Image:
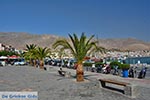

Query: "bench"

xmin=58 ymin=70 xmax=71 ymax=77
xmin=99 ymin=79 xmax=137 ymax=97
xmin=99 ymin=79 xmax=129 ymax=87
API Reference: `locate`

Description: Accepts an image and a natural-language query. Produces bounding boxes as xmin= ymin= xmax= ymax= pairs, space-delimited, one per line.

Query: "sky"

xmin=0 ymin=0 xmax=150 ymax=41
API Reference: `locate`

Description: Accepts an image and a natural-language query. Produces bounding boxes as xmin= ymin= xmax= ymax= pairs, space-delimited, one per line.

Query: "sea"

xmin=125 ymin=57 xmax=150 ymax=64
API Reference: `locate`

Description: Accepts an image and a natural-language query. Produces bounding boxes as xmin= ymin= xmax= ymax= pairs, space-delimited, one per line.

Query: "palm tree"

xmin=24 ymin=44 xmax=37 ymax=66
xmin=53 ymin=33 xmax=105 ymax=82
xmin=55 ymin=49 xmax=68 ymax=59
xmin=36 ymin=47 xmax=51 ymax=69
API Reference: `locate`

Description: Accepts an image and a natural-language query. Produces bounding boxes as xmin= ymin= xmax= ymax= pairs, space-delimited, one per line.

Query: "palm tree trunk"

xmin=29 ymin=59 xmax=33 ymax=66
xmin=33 ymin=60 xmax=36 ymax=67
xmin=76 ymin=63 xmax=84 ymax=82
xmin=39 ymin=60 xmax=44 ymax=69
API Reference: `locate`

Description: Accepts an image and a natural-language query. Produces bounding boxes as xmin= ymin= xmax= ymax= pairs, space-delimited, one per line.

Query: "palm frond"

xmin=53 ymin=33 xmax=106 ymax=62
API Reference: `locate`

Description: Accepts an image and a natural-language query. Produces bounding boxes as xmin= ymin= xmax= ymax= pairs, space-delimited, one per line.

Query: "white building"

xmin=0 ymin=43 xmax=5 ymax=51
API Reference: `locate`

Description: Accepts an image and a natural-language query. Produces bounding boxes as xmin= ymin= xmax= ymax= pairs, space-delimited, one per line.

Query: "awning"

xmin=0 ymin=56 xmax=8 ymax=59
xmin=8 ymin=55 xmax=20 ymax=59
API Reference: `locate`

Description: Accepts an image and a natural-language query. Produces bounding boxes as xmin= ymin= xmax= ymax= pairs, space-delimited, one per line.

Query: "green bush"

xmin=0 ymin=50 xmax=19 ymax=56
xmin=109 ymin=61 xmax=121 ymax=69
xmin=120 ymin=64 xmax=130 ymax=70
xmin=83 ymin=62 xmax=92 ymax=67
xmin=95 ymin=62 xmax=104 ymax=67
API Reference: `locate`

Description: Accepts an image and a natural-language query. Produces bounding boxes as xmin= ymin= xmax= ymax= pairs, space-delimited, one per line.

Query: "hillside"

xmin=98 ymin=38 xmax=150 ymax=51
xmin=0 ymin=32 xmax=61 ymax=50
xmin=0 ymin=32 xmax=150 ymax=51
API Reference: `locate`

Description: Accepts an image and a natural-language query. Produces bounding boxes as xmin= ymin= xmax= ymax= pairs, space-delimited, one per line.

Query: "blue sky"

xmin=0 ymin=0 xmax=149 ymax=41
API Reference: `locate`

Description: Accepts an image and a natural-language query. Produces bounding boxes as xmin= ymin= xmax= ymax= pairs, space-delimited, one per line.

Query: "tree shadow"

xmin=84 ymin=74 xmax=99 ymax=78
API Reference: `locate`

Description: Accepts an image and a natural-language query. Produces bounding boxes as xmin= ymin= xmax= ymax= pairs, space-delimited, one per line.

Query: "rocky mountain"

xmin=98 ymin=38 xmax=150 ymax=51
xmin=0 ymin=32 xmax=150 ymax=51
xmin=0 ymin=32 xmax=61 ymax=50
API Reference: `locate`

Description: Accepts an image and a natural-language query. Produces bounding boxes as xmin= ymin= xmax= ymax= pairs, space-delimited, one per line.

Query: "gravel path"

xmin=0 ymin=65 xmax=150 ymax=100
